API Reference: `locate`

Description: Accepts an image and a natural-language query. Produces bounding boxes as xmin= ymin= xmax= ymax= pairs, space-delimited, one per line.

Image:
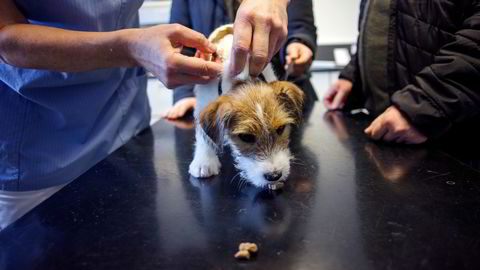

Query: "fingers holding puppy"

xmin=126 ymin=24 xmax=223 ymax=89
xmin=231 ymin=0 xmax=289 ymax=77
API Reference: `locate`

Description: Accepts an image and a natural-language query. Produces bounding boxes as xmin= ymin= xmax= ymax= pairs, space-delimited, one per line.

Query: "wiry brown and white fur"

xmin=189 ymin=24 xmax=304 ymax=188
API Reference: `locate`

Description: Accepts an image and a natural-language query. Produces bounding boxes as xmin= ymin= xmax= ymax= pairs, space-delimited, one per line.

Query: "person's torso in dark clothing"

xmin=392 ymin=1 xmax=470 ymax=92
xmin=357 ymin=0 xmax=469 ymax=112
xmin=344 ymin=0 xmax=479 ymax=140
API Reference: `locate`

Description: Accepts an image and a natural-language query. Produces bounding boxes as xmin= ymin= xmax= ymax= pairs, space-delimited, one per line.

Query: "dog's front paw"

xmin=189 ymin=155 xmax=221 ymax=178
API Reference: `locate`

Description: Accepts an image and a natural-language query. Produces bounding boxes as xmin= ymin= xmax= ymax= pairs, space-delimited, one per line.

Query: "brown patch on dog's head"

xmin=199 ymin=96 xmax=234 ymax=145
xmin=268 ymin=81 xmax=305 ymax=124
xmin=199 ymin=81 xmax=304 ymax=155
xmin=207 ymin=82 xmax=303 ymax=156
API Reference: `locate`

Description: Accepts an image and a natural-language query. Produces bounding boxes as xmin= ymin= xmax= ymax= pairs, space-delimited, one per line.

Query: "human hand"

xmin=364 ymin=106 xmax=428 ymax=144
xmin=126 ymin=24 xmax=223 ymax=88
xmin=195 ymin=48 xmax=225 ymax=64
xmin=323 ymin=79 xmax=353 ymax=110
xmin=161 ymin=97 xmax=196 ymax=120
xmin=230 ymin=0 xmax=289 ymax=77
xmin=285 ymin=42 xmax=313 ymax=77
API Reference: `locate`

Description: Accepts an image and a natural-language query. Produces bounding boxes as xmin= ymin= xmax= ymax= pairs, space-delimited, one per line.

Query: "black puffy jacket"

xmin=340 ymin=0 xmax=480 ymax=139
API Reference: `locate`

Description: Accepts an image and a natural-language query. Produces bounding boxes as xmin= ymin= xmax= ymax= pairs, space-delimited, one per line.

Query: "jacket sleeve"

xmin=338 ymin=53 xmax=359 ymax=84
xmin=169 ymin=0 xmax=195 ymax=104
xmin=170 ymin=0 xmax=191 ymax=27
xmin=339 ymin=0 xmax=367 ymax=85
xmin=173 ymin=84 xmax=195 ymax=103
xmin=281 ymin=0 xmax=317 ymax=64
xmin=391 ymin=2 xmax=480 ymax=139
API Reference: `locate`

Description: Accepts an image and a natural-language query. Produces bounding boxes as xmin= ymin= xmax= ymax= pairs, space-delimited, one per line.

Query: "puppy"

xmin=189 ymin=24 xmax=304 ymax=189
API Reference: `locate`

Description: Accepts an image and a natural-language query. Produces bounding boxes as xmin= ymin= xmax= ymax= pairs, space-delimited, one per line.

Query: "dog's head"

xmin=199 ymin=81 xmax=304 ymax=188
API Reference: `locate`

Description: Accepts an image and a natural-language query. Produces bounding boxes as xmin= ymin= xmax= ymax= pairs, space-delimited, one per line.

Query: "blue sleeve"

xmin=170 ymin=0 xmax=191 ymax=26
xmin=170 ymin=0 xmax=195 ymax=103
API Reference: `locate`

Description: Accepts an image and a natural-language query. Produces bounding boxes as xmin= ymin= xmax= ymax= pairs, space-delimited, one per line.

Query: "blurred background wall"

xmin=139 ymin=0 xmax=361 ymax=45
xmin=313 ymin=0 xmax=360 ymax=45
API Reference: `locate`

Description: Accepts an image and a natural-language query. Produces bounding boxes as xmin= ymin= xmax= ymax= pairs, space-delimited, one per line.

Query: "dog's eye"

xmin=276 ymin=125 xmax=286 ymax=135
xmin=238 ymin=133 xmax=256 ymax=143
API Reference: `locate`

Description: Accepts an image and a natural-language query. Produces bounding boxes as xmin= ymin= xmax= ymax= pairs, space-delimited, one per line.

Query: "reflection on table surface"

xmin=1 ymin=103 xmax=480 ymax=270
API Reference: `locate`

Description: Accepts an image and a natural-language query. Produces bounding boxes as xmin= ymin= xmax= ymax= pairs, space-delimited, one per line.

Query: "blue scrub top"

xmin=0 ymin=0 xmax=151 ymax=191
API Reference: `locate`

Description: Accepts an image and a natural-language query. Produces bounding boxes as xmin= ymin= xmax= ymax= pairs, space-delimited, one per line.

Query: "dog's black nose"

xmin=264 ymin=172 xmax=282 ymax=182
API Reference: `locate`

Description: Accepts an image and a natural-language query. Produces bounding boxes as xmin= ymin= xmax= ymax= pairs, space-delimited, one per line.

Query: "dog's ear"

xmin=269 ymin=81 xmax=305 ymax=124
xmin=199 ymin=96 xmax=234 ymax=146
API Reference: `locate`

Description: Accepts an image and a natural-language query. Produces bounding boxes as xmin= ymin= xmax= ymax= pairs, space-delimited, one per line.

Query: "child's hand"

xmin=323 ymin=79 xmax=353 ymax=110
xmin=161 ymin=97 xmax=196 ymax=120
xmin=364 ymin=106 xmax=427 ymax=144
xmin=285 ymin=42 xmax=313 ymax=77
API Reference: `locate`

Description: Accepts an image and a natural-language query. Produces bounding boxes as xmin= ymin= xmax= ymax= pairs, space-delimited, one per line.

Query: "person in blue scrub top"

xmin=0 ymin=0 xmax=290 ymax=191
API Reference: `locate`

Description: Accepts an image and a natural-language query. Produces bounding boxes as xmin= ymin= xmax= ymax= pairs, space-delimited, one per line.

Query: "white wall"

xmin=139 ymin=1 xmax=171 ymax=25
xmin=313 ymin=0 xmax=360 ymax=45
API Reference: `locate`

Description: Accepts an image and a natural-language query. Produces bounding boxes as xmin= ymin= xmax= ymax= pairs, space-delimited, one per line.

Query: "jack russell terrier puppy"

xmin=189 ymin=24 xmax=304 ymax=190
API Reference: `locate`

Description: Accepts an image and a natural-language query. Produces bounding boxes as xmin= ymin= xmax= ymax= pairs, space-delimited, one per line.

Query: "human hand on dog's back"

xmin=323 ymin=79 xmax=353 ymax=110
xmin=127 ymin=24 xmax=223 ymax=88
xmin=230 ymin=0 xmax=289 ymax=77
xmin=286 ymin=42 xmax=314 ymax=77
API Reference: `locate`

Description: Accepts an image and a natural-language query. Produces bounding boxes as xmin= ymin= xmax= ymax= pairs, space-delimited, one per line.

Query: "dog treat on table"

xmin=234 ymin=250 xmax=250 ymax=260
xmin=234 ymin=242 xmax=258 ymax=260
xmin=239 ymin=242 xmax=258 ymax=253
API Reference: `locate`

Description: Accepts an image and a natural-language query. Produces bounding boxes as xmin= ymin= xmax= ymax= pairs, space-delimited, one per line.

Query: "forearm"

xmin=286 ymin=0 xmax=316 ymax=50
xmin=0 ymin=24 xmax=137 ymax=72
xmin=339 ymin=53 xmax=359 ymax=83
